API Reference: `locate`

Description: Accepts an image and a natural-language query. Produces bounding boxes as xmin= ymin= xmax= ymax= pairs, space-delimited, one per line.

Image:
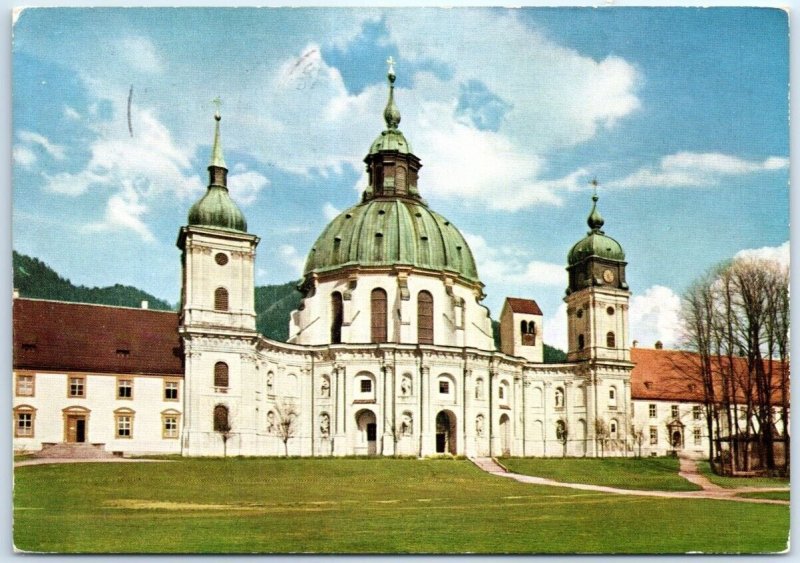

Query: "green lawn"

xmin=500 ymin=456 xmax=700 ymax=491
xmin=14 ymin=458 xmax=788 ymax=554
xmin=736 ymin=491 xmax=790 ymax=502
xmin=697 ymin=461 xmax=790 ymax=489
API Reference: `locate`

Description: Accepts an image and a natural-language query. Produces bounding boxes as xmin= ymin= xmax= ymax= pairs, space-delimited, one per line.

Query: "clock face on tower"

xmin=602 ymin=269 xmax=615 ymax=284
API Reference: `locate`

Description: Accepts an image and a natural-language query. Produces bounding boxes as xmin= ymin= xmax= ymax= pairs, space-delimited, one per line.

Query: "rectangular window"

xmin=69 ymin=377 xmax=85 ymax=398
xmin=693 ymin=427 xmax=702 ymax=446
xmin=164 ymin=381 xmax=179 ymax=401
xmin=649 ymin=426 xmax=658 ymax=445
xmin=693 ymin=405 xmax=701 ymax=420
xmin=360 ymin=379 xmax=372 ymax=393
xmin=439 ymin=381 xmax=449 ymax=394
xmin=118 ymin=379 xmax=133 ymax=399
xmin=16 ymin=374 xmax=34 ymax=397
xmin=16 ymin=412 xmax=33 ymax=437
xmin=671 ymin=405 xmax=679 ymax=419
xmin=648 ymin=404 xmax=656 ymax=418
xmin=163 ymin=416 xmax=179 ymax=439
xmin=116 ymin=416 xmax=132 ymax=438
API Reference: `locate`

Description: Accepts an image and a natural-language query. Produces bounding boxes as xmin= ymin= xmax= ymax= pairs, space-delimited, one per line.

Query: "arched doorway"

xmin=435 ymin=410 xmax=457 ymax=455
xmin=672 ymin=431 xmax=682 ymax=449
xmin=499 ymin=414 xmax=511 ymax=456
xmin=356 ymin=410 xmax=377 ymax=455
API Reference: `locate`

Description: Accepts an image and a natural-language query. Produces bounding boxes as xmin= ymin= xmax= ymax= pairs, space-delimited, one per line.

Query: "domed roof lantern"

xmin=567 ymin=180 xmax=625 ymax=267
xmin=187 ymin=104 xmax=247 ymax=232
xmin=587 ymin=194 xmax=605 ymax=232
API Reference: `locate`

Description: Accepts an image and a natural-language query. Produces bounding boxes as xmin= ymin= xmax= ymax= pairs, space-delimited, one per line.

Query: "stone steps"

xmin=33 ymin=442 xmax=118 ymax=460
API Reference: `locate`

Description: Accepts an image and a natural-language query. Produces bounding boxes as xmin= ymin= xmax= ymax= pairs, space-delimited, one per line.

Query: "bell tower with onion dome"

xmin=565 ymin=182 xmax=630 ymax=363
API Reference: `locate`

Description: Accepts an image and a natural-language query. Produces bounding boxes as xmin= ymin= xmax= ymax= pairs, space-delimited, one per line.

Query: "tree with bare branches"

xmin=595 ymin=418 xmax=610 ymax=458
xmin=274 ymin=399 xmax=299 ymax=457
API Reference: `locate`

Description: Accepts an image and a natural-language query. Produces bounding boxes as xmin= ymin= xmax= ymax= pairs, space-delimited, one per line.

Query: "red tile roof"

xmin=631 ymin=347 xmax=788 ymax=405
xmin=13 ymin=299 xmax=183 ymax=376
xmin=504 ymin=297 xmax=543 ymax=315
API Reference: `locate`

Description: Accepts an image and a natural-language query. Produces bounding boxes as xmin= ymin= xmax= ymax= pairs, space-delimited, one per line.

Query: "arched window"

xmin=522 ymin=321 xmax=536 ymax=346
xmin=606 ymin=331 xmax=616 ymax=348
xmin=610 ymin=420 xmax=618 ymax=439
xmin=331 ymin=292 xmax=343 ymax=344
xmin=214 ymin=287 xmax=229 ymax=311
xmin=371 ymin=288 xmax=387 ymax=343
xmin=417 ymin=290 xmax=434 ymax=344
xmin=609 ymin=386 xmax=617 ymax=408
xmin=214 ymin=362 xmax=229 ymax=388
xmin=213 ymin=404 xmax=229 ymax=432
xmin=475 ymin=378 xmax=484 ymax=400
xmin=578 ymin=334 xmax=585 ymax=350
xmin=520 ymin=320 xmax=527 ymax=334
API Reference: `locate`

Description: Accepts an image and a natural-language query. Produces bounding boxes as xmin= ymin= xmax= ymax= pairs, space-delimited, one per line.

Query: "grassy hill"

xmin=13 ymin=252 xmax=566 ymax=361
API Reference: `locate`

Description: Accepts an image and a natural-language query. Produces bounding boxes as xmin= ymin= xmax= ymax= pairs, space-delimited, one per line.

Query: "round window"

xmin=215 ymin=253 xmax=229 ymax=266
xmin=607 ymin=306 xmax=615 ymax=315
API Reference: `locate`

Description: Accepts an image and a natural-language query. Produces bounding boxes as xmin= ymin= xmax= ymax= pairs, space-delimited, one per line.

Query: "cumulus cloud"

xmin=323 ymin=202 xmax=341 ymax=221
xmin=464 ymin=232 xmax=564 ymax=286
xmin=734 ymin=240 xmax=789 ymax=267
xmin=279 ymin=244 xmax=306 ymax=277
xmin=544 ymin=303 xmax=568 ymax=351
xmin=228 ymin=170 xmax=269 ymax=206
xmin=17 ymin=130 xmax=66 ymax=160
xmin=117 ymin=35 xmax=164 ymax=74
xmin=63 ymin=106 xmax=81 ymax=121
xmin=13 ymin=146 xmax=37 ymax=168
xmin=84 ymin=180 xmax=155 ymax=242
xmin=608 ymin=152 xmax=789 ymax=189
xmin=629 ymin=285 xmax=682 ymax=349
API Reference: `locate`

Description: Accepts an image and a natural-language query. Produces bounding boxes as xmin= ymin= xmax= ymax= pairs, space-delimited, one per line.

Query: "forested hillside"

xmin=13 ymin=252 xmax=567 ymax=361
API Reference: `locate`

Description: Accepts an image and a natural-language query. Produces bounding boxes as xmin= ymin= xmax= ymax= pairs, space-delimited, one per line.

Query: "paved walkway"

xmin=470 ymin=457 xmax=789 ymax=506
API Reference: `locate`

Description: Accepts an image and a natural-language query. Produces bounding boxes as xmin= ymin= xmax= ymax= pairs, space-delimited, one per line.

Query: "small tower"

xmin=500 ymin=297 xmax=544 ymax=362
xmin=177 ymin=109 xmax=260 ymax=333
xmin=564 ymin=190 xmax=630 ymax=363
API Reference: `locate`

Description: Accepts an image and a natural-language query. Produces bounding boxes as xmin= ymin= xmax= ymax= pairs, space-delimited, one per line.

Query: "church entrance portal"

xmin=435 ymin=411 xmax=457 ymax=455
xmin=356 ymin=410 xmax=377 ymax=456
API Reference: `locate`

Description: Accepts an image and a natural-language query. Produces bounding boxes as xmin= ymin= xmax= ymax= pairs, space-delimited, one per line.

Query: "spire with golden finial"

xmin=383 ymin=56 xmax=401 ymax=130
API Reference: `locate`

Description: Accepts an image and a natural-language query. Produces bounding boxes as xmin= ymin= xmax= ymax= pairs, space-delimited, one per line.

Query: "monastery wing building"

xmin=13 ymin=67 xmax=723 ymax=459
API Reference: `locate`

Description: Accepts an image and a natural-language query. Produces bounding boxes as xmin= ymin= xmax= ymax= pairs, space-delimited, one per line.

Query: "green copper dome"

xmin=187 ymin=112 xmax=248 ymax=233
xmin=188 ymin=186 xmax=247 ymax=232
xmin=369 ymin=129 xmax=413 ymax=155
xmin=567 ymin=194 xmax=625 ymax=265
xmin=304 ymin=198 xmax=479 ymax=284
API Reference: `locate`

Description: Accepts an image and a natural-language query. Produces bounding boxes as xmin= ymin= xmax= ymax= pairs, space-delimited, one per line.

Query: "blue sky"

xmin=11 ymin=7 xmax=789 ymax=349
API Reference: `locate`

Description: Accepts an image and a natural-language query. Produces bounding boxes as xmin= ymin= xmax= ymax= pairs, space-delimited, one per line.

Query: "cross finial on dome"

xmin=383 ymin=56 xmax=401 ymax=129
xmin=587 ymin=177 xmax=605 ymax=232
xmin=589 ymin=177 xmax=599 ymax=197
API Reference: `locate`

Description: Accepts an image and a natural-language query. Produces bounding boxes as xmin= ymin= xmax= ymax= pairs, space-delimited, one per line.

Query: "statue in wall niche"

xmin=320 ymin=413 xmax=330 ymax=437
xmin=555 ymin=388 xmax=564 ymax=408
xmin=475 ymin=415 xmax=484 ymax=437
xmin=400 ymin=413 xmax=413 ymax=436
xmin=266 ymin=372 xmax=274 ymax=394
xmin=267 ymin=411 xmax=276 ymax=434
xmin=320 ymin=378 xmax=330 ymax=397
xmin=401 ymin=376 xmax=411 ymax=396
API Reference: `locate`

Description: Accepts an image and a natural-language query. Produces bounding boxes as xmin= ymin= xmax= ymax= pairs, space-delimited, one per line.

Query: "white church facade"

xmin=13 ymin=66 xmax=717 ymax=459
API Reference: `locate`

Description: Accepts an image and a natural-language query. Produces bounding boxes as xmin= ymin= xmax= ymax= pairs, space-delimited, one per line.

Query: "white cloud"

xmin=228 ymin=171 xmax=269 ymax=206
xmin=17 ymin=130 xmax=66 ymax=160
xmin=629 ymin=285 xmax=682 ymax=349
xmin=464 ymin=232 xmax=564 ymax=286
xmin=279 ymin=244 xmax=306 ymax=277
xmin=117 ymin=36 xmax=164 ymax=74
xmin=63 ymin=106 xmax=81 ymax=121
xmin=609 ymin=152 xmax=789 ymax=189
xmin=323 ymin=202 xmax=341 ymax=221
xmin=544 ymin=303 xmax=568 ymax=351
xmin=13 ymin=146 xmax=37 ymax=168
xmin=84 ymin=180 xmax=155 ymax=242
xmin=734 ymin=240 xmax=789 ymax=267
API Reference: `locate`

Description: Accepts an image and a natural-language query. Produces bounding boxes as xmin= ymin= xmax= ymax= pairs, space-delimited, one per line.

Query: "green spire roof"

xmin=567 ymin=193 xmax=624 ymax=265
xmin=369 ymin=57 xmax=412 ymax=155
xmin=187 ymin=110 xmax=247 ymax=233
xmin=209 ymin=110 xmax=227 ymax=169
